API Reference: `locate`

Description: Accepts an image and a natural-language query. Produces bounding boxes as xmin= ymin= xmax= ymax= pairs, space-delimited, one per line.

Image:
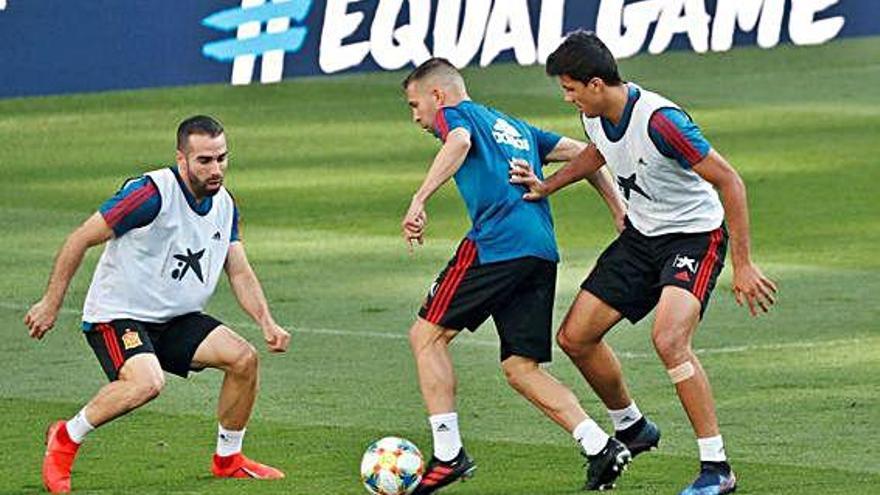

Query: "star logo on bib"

xmin=171 ymin=248 xmax=205 ymax=283
xmin=618 ymin=173 xmax=652 ymax=201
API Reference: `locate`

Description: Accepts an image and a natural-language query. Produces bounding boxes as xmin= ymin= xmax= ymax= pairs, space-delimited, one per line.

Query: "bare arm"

xmin=225 ymin=241 xmax=290 ymax=352
xmin=402 ymin=128 xmax=472 ymax=248
xmin=511 ymin=140 xmax=625 ymax=231
xmin=693 ymin=149 xmax=777 ymax=315
xmin=25 ymin=212 xmax=113 ymax=339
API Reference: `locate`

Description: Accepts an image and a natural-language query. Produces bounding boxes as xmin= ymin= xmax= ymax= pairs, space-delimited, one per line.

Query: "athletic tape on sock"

xmin=667 ymin=361 xmax=695 ymax=384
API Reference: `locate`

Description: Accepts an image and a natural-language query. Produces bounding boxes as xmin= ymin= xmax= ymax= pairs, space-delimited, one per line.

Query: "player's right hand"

xmin=402 ymin=199 xmax=427 ymax=252
xmin=508 ymin=159 xmax=547 ymax=201
xmin=24 ymin=297 xmax=59 ymax=340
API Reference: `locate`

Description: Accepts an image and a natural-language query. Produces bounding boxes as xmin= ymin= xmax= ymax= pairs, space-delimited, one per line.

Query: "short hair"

xmin=546 ymin=30 xmax=622 ymax=85
xmin=401 ymin=57 xmax=463 ymax=91
xmin=176 ymin=115 xmax=224 ymax=151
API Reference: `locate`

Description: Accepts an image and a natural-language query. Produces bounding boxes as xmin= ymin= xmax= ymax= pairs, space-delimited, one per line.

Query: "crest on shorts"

xmin=121 ymin=329 xmax=143 ymax=350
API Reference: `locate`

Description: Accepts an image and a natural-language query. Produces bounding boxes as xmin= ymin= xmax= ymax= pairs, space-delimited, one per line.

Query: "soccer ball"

xmin=360 ymin=436 xmax=425 ymax=495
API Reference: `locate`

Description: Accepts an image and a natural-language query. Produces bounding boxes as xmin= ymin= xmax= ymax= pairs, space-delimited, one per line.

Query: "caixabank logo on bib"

xmin=201 ymin=0 xmax=847 ymax=86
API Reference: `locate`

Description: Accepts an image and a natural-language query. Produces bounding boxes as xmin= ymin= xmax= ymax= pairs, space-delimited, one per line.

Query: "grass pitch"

xmin=1 ymin=37 xmax=879 ymax=494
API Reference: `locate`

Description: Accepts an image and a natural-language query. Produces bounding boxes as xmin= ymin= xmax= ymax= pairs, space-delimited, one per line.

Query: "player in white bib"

xmin=25 ymin=116 xmax=291 ymax=493
xmin=511 ymin=32 xmax=777 ymax=495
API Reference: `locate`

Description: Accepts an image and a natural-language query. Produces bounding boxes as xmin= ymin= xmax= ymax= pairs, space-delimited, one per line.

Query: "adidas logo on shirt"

xmin=492 ymin=118 xmax=530 ymax=151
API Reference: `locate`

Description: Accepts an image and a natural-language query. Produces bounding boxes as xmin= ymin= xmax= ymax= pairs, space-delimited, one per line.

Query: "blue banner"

xmin=0 ymin=0 xmax=876 ymax=98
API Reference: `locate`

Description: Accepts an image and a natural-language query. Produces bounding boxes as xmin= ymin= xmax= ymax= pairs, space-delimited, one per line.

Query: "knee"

xmin=229 ymin=342 xmax=259 ymax=377
xmin=556 ymin=325 xmax=593 ymax=357
xmin=651 ymin=328 xmax=691 ymax=365
xmin=128 ymin=374 xmax=165 ymax=404
xmin=501 ymin=357 xmax=536 ymax=391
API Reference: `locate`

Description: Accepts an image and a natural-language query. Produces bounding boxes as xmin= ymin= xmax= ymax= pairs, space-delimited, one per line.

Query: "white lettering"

xmin=319 ymin=0 xmax=371 ymax=73
xmin=788 ymin=0 xmax=845 ymax=46
xmin=649 ymin=0 xmax=711 ymax=55
xmin=370 ymin=0 xmax=432 ymax=70
xmin=711 ymin=0 xmax=785 ymax=51
xmin=536 ymin=0 xmax=565 ymax=64
xmin=432 ymin=0 xmax=491 ymax=68
xmin=596 ymin=0 xmax=662 ymax=59
xmin=262 ymin=14 xmax=292 ymax=83
xmin=0 ymin=1 xmax=7 ymax=11
xmin=480 ymin=0 xmax=536 ymax=67
xmin=231 ymin=0 xmax=266 ymax=86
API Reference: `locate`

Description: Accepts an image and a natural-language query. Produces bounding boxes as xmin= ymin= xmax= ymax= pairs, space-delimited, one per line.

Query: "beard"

xmin=192 ymin=175 xmax=223 ymax=198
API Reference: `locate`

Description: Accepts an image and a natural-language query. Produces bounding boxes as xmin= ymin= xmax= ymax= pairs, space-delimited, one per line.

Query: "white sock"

xmin=429 ymin=412 xmax=462 ymax=462
xmin=573 ymin=418 xmax=610 ymax=456
xmin=216 ymin=425 xmax=246 ymax=457
xmin=697 ymin=435 xmax=727 ymax=462
xmin=608 ymin=402 xmax=643 ymax=431
xmin=66 ymin=407 xmax=95 ymax=444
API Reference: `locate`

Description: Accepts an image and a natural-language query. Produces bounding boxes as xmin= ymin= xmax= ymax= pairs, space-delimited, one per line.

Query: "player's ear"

xmin=431 ymin=87 xmax=445 ymax=107
xmin=174 ymin=149 xmax=186 ymax=168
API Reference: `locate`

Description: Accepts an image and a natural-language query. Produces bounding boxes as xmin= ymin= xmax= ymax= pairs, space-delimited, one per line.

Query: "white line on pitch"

xmin=4 ymin=300 xmax=875 ymax=360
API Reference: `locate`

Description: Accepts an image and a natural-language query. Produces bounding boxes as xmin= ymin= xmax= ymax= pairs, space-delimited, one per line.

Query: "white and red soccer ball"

xmin=360 ymin=437 xmax=425 ymax=495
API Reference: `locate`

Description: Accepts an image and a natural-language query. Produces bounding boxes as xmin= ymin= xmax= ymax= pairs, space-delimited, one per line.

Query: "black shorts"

xmin=85 ymin=312 xmax=222 ymax=381
xmin=418 ymin=239 xmax=557 ymax=363
xmin=582 ymin=219 xmax=728 ymax=323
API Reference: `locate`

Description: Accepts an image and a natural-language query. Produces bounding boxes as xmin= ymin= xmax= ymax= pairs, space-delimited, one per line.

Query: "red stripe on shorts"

xmin=426 ymin=240 xmax=477 ymax=324
xmin=99 ymin=323 xmax=125 ymax=370
xmin=693 ymin=228 xmax=723 ymax=302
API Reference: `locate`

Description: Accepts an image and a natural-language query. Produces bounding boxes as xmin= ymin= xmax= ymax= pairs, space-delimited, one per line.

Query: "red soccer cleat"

xmin=42 ymin=421 xmax=80 ymax=493
xmin=211 ymin=453 xmax=285 ymax=479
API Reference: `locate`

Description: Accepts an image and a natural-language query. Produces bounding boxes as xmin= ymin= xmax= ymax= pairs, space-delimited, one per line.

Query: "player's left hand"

xmin=263 ymin=322 xmax=290 ymax=352
xmin=732 ymin=263 xmax=777 ymax=316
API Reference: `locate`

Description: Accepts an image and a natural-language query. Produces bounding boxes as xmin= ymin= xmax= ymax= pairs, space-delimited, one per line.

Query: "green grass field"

xmin=1 ymin=37 xmax=879 ymax=494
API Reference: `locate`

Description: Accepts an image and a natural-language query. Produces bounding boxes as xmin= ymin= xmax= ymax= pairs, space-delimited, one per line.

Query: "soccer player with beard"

xmin=25 ymin=115 xmax=290 ymax=492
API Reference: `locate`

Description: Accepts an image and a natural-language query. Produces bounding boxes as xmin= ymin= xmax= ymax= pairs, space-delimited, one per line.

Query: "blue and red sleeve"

xmin=433 ymin=107 xmax=472 ymax=142
xmin=230 ymin=203 xmax=241 ymax=242
xmin=98 ymin=176 xmax=160 ymax=237
xmin=648 ymin=108 xmax=711 ymax=169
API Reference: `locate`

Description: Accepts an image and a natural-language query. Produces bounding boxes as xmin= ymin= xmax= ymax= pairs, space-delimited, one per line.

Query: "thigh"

xmin=492 ymin=259 xmax=556 ymax=364
xmin=582 ymin=233 xmax=661 ymax=323
xmin=559 ymin=289 xmax=624 ymax=345
xmin=658 ymin=225 xmax=728 ymax=318
xmin=151 ymin=313 xmax=224 ymax=377
xmin=85 ymin=320 xmax=157 ymax=382
xmin=190 ymin=324 xmax=255 ymax=371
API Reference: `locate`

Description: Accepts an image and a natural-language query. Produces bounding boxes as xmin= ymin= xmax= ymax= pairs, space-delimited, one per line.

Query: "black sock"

xmin=700 ymin=460 xmax=731 ymax=475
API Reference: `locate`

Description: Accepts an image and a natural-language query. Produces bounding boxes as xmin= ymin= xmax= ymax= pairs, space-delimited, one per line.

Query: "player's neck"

xmin=177 ymin=167 xmax=207 ymax=203
xmin=442 ymin=91 xmax=470 ymax=108
xmin=603 ymin=84 xmax=630 ymax=125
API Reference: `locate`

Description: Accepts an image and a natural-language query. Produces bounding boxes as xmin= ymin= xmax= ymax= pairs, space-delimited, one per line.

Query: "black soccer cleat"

xmin=614 ymin=417 xmax=661 ymax=458
xmin=584 ymin=437 xmax=632 ymax=491
xmin=412 ymin=448 xmax=477 ymax=495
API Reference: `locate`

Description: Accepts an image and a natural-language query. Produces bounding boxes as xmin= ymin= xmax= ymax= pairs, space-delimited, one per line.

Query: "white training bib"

xmin=83 ymin=167 xmax=234 ymax=323
xmin=582 ymin=84 xmax=724 ymax=236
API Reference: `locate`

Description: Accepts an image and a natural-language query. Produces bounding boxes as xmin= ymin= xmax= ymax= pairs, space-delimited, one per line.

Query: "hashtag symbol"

xmin=202 ymin=0 xmax=313 ymax=85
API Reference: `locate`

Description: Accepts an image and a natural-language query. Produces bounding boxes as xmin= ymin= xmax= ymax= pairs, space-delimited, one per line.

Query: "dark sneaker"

xmin=584 ymin=438 xmax=631 ymax=491
xmin=614 ymin=417 xmax=661 ymax=458
xmin=412 ymin=449 xmax=476 ymax=495
xmin=678 ymin=462 xmax=737 ymax=495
